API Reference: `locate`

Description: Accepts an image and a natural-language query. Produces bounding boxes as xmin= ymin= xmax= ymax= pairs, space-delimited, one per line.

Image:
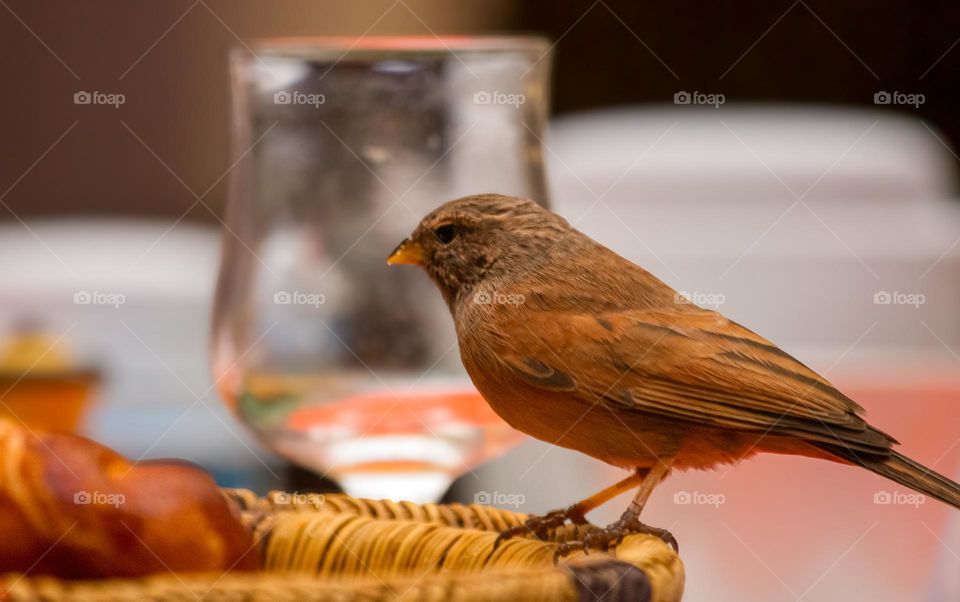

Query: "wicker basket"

xmin=1 ymin=489 xmax=684 ymax=601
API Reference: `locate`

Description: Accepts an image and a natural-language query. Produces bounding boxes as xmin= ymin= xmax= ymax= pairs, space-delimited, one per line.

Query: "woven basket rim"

xmin=1 ymin=488 xmax=685 ymax=602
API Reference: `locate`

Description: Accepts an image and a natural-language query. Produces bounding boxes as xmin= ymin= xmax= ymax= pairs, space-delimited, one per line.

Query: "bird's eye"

xmin=434 ymin=224 xmax=457 ymax=244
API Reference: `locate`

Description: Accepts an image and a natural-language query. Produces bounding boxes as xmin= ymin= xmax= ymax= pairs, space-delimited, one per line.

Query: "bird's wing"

xmin=491 ymin=306 xmax=892 ymax=452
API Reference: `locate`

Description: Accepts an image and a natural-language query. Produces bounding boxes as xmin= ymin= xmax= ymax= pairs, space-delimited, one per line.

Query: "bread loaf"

xmin=0 ymin=420 xmax=260 ymax=578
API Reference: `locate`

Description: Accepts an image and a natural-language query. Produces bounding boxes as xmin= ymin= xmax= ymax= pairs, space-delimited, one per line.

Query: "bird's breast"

xmin=460 ymin=346 xmax=682 ymax=468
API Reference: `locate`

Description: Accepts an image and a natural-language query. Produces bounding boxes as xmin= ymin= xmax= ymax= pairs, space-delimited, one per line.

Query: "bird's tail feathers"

xmin=822 ymin=443 xmax=960 ymax=510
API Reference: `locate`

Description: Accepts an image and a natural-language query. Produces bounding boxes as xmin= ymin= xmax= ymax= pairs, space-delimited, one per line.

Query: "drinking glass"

xmin=212 ymin=37 xmax=551 ymax=502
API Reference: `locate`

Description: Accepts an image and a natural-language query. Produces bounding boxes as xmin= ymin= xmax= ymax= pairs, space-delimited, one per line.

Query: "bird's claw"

xmin=551 ymin=517 xmax=678 ymax=564
xmin=493 ymin=504 xmax=586 ymax=550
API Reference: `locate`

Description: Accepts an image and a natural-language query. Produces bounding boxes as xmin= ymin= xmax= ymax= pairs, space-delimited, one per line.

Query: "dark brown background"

xmin=2 ymin=0 xmax=958 ymax=220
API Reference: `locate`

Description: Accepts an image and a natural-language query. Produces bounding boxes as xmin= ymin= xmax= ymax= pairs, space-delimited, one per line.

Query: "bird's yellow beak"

xmin=387 ymin=238 xmax=424 ymax=265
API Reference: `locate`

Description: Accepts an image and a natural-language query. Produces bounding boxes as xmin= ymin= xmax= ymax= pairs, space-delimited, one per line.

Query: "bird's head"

xmin=387 ymin=194 xmax=568 ymax=305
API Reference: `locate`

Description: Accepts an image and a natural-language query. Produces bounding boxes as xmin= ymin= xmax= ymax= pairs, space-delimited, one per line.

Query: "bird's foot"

xmin=493 ymin=503 xmax=587 ymax=549
xmin=554 ymin=516 xmax=678 ymax=562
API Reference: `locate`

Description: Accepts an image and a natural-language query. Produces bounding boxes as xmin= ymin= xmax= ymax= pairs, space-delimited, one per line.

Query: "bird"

xmin=387 ymin=193 xmax=960 ymax=555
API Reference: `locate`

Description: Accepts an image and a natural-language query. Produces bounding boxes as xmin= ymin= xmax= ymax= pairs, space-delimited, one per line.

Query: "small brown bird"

xmin=388 ymin=193 xmax=960 ymax=554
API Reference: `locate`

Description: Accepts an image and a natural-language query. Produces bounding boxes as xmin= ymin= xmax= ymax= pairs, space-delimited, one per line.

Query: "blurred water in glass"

xmin=212 ymin=37 xmax=551 ymax=502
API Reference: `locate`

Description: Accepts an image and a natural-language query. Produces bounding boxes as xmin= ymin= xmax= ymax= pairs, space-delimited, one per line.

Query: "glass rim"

xmin=245 ymin=35 xmax=551 ymax=58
